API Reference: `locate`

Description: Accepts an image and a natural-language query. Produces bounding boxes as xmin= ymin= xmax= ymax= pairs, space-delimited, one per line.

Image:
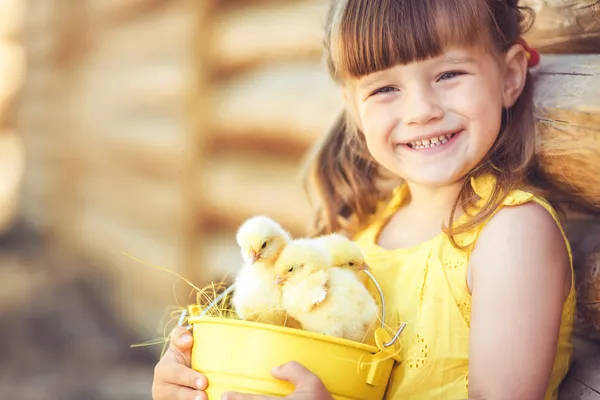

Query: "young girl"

xmin=152 ymin=0 xmax=575 ymax=399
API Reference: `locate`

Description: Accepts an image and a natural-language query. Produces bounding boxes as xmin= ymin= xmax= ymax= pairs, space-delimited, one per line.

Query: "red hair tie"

xmin=516 ymin=38 xmax=540 ymax=68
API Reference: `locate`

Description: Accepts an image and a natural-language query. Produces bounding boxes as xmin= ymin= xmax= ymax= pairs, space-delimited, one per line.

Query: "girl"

xmin=152 ymin=0 xmax=575 ymax=399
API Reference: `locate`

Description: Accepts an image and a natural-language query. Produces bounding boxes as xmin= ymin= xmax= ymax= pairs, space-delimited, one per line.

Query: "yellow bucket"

xmin=189 ymin=271 xmax=404 ymax=400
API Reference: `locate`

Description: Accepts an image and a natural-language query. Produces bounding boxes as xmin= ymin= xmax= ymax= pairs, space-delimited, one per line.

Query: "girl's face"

xmin=348 ymin=45 xmax=513 ymax=188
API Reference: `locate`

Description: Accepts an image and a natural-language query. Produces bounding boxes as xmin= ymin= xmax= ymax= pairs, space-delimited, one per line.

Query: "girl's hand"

xmin=222 ymin=362 xmax=333 ymax=400
xmin=152 ymin=326 xmax=208 ymax=400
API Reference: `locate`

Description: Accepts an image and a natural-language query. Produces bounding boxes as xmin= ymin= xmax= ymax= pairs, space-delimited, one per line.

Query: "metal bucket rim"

xmin=188 ymin=315 xmax=381 ymax=354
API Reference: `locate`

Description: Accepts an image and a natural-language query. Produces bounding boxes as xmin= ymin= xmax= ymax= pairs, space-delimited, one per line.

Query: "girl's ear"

xmin=502 ymin=43 xmax=529 ymax=108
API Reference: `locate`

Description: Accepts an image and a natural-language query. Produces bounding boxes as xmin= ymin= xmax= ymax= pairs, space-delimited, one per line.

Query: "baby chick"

xmin=316 ymin=233 xmax=370 ymax=285
xmin=275 ymin=239 xmax=378 ymax=342
xmin=235 ymin=215 xmax=291 ymax=265
xmin=232 ymin=216 xmax=300 ymax=328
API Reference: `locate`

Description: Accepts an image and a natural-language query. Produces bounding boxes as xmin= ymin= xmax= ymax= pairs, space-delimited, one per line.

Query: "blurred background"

xmin=1 ymin=1 xmax=338 ymax=398
xmin=0 ymin=0 xmax=599 ymax=399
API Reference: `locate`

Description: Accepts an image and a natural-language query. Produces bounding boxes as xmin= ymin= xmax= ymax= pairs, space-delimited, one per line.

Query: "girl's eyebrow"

xmin=357 ymin=75 xmax=386 ymax=90
xmin=357 ymin=70 xmax=395 ymax=90
xmin=443 ymin=54 xmax=477 ymax=65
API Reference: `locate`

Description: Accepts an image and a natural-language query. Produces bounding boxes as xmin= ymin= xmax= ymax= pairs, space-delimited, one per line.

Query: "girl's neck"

xmin=404 ymin=179 xmax=465 ymax=226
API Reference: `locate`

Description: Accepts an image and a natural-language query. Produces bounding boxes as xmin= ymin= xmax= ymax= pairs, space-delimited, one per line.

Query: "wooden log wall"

xmin=523 ymin=0 xmax=600 ymax=53
xmin=17 ymin=0 xmax=200 ymax=338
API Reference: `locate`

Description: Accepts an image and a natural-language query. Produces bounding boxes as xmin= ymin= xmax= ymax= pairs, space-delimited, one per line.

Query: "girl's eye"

xmin=371 ymin=86 xmax=397 ymax=96
xmin=437 ymin=71 xmax=464 ymax=82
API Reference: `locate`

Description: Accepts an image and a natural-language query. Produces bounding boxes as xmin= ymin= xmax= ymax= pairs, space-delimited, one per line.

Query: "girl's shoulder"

xmin=452 ymin=174 xmax=568 ymax=254
xmin=469 ymin=173 xmax=572 ymax=267
xmin=471 ymin=173 xmax=562 ymax=227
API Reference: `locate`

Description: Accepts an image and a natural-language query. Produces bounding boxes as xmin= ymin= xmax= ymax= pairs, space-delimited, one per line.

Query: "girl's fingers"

xmin=221 ymin=392 xmax=276 ymax=400
xmin=155 ymin=361 xmax=207 ymax=390
xmin=170 ymin=326 xmax=194 ymax=352
xmin=164 ymin=327 xmax=194 ymax=368
xmin=168 ymin=385 xmax=207 ymax=400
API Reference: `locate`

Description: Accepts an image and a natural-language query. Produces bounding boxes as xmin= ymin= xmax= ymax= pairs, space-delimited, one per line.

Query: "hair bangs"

xmin=328 ymin=0 xmax=493 ymax=80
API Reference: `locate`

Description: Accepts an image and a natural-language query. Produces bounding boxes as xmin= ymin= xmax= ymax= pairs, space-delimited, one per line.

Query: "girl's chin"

xmin=396 ymin=169 xmax=468 ymax=189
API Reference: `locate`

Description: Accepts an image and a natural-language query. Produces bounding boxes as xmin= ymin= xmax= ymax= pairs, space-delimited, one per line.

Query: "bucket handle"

xmin=185 ymin=270 xmax=406 ymax=348
xmin=363 ymin=270 xmax=406 ymax=348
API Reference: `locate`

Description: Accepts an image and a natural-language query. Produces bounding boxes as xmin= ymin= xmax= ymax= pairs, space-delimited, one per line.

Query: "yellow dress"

xmin=354 ymin=174 xmax=575 ymax=400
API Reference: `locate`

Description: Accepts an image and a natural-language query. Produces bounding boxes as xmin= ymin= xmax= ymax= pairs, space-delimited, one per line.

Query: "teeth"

xmin=408 ymin=133 xmax=455 ymax=150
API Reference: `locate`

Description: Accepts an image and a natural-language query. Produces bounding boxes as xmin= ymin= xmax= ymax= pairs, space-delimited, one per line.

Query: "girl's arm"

xmin=468 ymin=202 xmax=570 ymax=400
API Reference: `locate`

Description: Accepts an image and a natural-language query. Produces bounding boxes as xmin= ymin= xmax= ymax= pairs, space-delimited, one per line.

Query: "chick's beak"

xmin=357 ymin=261 xmax=370 ymax=271
xmin=249 ymin=250 xmax=259 ymax=264
xmin=274 ymin=276 xmax=285 ymax=286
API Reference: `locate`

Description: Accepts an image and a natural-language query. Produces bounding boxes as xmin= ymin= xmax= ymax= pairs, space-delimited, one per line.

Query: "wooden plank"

xmin=199 ymin=152 xmax=313 ymax=236
xmin=559 ymin=338 xmax=600 ymax=399
xmin=575 ymin=249 xmax=600 ymax=341
xmin=559 ymin=376 xmax=600 ymax=400
xmin=19 ymin=0 xmax=52 ymax=36
xmin=0 ymin=131 xmax=24 ymax=235
xmin=211 ymin=0 xmax=328 ymax=71
xmin=534 ymin=55 xmax=600 ymax=126
xmin=573 ymin=336 xmax=600 ymax=363
xmin=85 ymin=0 xmax=167 ymax=27
xmin=73 ymin=127 xmax=186 ymax=180
xmin=44 ymin=1 xmax=89 ymax=253
xmin=183 ymin=0 xmax=216 ymax=287
xmin=212 ymin=62 xmax=342 ymax=149
xmin=0 ymin=42 xmax=26 ymax=120
xmin=534 ymin=55 xmax=600 ymax=212
xmin=564 ymin=356 xmax=600 ymax=398
xmin=85 ymin=0 xmax=195 ymax=63
xmin=74 ymin=63 xmax=188 ymax=117
xmin=74 ymin=167 xmax=184 ymax=235
xmin=523 ymin=0 xmax=600 ymax=54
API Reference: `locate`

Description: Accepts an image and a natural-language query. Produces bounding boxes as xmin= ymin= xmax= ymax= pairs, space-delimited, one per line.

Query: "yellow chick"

xmin=316 ymin=233 xmax=370 ymax=286
xmin=275 ymin=239 xmax=378 ymax=342
xmin=232 ymin=216 xmax=300 ymax=328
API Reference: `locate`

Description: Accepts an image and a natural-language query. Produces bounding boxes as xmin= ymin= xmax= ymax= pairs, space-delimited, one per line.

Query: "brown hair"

xmin=304 ymin=0 xmax=537 ymax=247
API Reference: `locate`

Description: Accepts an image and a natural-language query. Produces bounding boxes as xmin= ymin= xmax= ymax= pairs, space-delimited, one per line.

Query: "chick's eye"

xmin=348 ymin=262 xmax=355 ymax=267
xmin=287 ymin=266 xmax=295 ymax=273
xmin=261 ymin=241 xmax=267 ymax=249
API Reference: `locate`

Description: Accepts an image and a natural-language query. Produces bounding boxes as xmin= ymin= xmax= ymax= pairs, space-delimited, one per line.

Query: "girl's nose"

xmin=403 ymin=87 xmax=444 ymax=125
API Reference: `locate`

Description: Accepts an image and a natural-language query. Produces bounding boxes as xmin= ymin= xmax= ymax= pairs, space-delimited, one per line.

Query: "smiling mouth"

xmin=404 ymin=131 xmax=460 ymax=150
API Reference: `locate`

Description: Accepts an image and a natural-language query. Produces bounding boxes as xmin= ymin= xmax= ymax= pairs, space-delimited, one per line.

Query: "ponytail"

xmin=303 ymin=110 xmax=383 ymax=237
